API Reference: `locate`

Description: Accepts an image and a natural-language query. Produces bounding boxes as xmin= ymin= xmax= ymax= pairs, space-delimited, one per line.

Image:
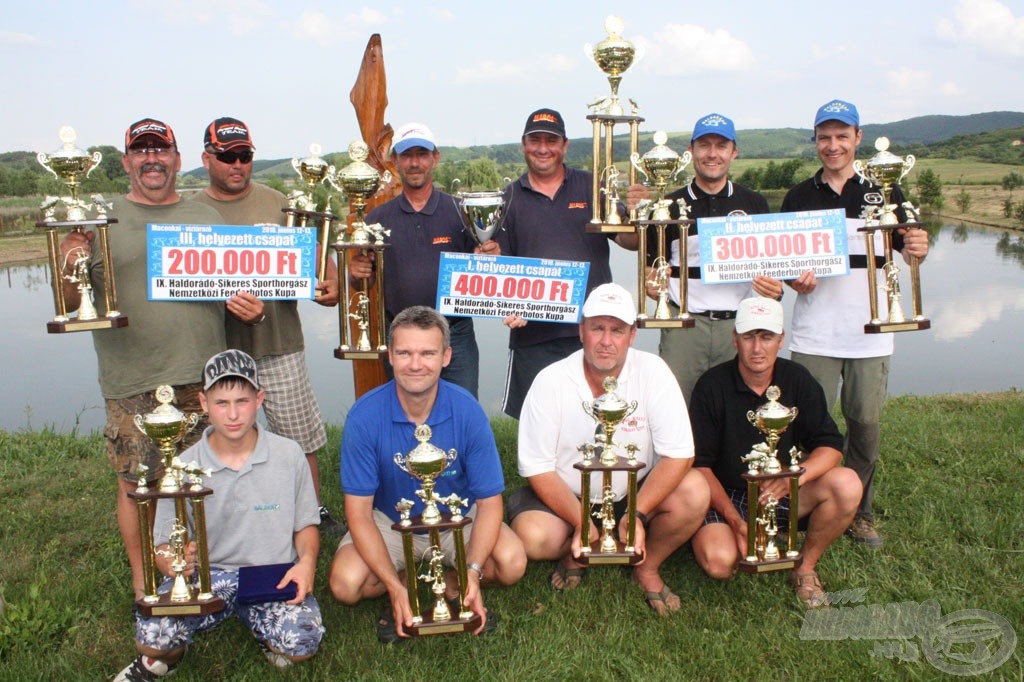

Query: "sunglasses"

xmin=214 ymin=149 xmax=254 ymax=164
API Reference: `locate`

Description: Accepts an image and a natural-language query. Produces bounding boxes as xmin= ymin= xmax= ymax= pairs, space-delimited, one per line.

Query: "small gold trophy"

xmin=285 ymin=143 xmax=336 ymax=286
xmin=853 ymin=137 xmax=931 ymax=333
xmin=451 ymin=178 xmax=509 ymax=246
xmin=37 ymin=127 xmax=128 ymax=333
xmin=327 ymin=141 xmax=392 ymax=360
xmin=574 ymin=377 xmax=646 ymax=565
xmin=391 ymin=425 xmax=480 ymax=636
xmin=584 ymin=15 xmax=644 ymax=233
xmin=128 ymin=386 xmax=224 ymax=616
xmin=631 ymin=132 xmax=695 ymax=329
xmin=738 ymin=386 xmax=804 ymax=573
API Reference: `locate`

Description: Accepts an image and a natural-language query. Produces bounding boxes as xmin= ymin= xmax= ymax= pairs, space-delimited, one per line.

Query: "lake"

xmin=2 ymin=222 xmax=1022 ymax=434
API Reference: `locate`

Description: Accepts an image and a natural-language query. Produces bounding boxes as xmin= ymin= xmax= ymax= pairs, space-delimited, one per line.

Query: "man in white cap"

xmin=350 ymin=122 xmax=499 ymax=397
xmin=688 ymin=297 xmax=861 ymax=609
xmin=510 ymin=283 xmax=709 ymax=616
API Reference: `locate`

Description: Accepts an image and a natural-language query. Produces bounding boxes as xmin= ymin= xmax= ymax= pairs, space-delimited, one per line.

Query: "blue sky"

xmin=4 ymin=0 xmax=1022 ymax=171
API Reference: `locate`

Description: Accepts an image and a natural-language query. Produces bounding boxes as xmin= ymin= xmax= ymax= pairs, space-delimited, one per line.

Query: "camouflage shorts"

xmin=103 ymin=383 xmax=207 ymax=484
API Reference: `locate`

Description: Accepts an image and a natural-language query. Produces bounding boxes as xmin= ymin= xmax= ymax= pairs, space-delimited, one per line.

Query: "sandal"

xmin=643 ymin=584 xmax=681 ymax=617
xmin=792 ymin=570 xmax=829 ymax=609
xmin=550 ymin=559 xmax=586 ymax=591
xmin=376 ymin=604 xmax=406 ymax=644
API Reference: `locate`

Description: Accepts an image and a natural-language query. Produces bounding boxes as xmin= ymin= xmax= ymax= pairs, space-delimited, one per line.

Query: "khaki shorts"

xmin=103 ymin=383 xmax=207 ymax=484
xmin=337 ymin=507 xmax=478 ymax=572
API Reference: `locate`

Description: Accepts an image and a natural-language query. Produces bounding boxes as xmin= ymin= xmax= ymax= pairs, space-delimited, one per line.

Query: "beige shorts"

xmin=337 ymin=506 xmax=478 ymax=572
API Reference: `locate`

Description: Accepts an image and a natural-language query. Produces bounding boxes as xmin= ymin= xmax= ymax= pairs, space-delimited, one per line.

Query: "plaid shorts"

xmin=704 ymin=488 xmax=794 ymax=532
xmin=104 ymin=383 xmax=207 ymax=484
xmin=134 ymin=568 xmax=323 ymax=658
xmin=257 ymin=351 xmax=327 ymax=453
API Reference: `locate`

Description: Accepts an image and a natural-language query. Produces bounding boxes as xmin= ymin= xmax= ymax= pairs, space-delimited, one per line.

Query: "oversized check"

xmin=437 ymin=252 xmax=590 ymax=323
xmin=697 ymin=209 xmax=849 ymax=283
xmin=146 ymin=223 xmax=317 ymax=301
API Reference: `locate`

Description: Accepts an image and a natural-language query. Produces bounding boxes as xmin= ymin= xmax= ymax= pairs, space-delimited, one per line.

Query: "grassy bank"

xmin=1 ymin=393 xmax=1021 ymax=680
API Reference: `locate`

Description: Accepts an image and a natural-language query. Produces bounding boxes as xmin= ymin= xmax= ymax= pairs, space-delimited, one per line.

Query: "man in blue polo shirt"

xmin=496 ymin=108 xmax=630 ymax=419
xmin=350 ymin=122 xmax=499 ymax=397
xmin=328 ymin=306 xmax=525 ymax=641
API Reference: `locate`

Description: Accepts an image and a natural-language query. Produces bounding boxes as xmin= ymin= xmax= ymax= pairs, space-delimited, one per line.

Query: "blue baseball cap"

xmin=691 ymin=113 xmax=736 ymax=143
xmin=813 ymin=99 xmax=860 ymax=129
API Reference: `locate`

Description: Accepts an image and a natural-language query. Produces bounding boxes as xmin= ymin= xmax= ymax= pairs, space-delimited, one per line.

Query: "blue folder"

xmin=236 ymin=563 xmax=298 ymax=604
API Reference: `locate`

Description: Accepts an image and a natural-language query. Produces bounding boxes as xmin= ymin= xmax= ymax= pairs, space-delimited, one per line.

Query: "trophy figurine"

xmin=585 ymin=16 xmax=644 ymax=233
xmin=451 ymin=178 xmax=510 ymax=246
xmin=853 ymin=137 xmax=930 ymax=333
xmin=128 ymin=386 xmax=223 ymax=616
xmin=574 ymin=376 xmax=646 ymax=564
xmin=391 ymin=425 xmax=480 ymax=636
xmin=37 ymin=127 xmax=128 ymax=333
xmin=285 ymin=143 xmax=336 ymax=285
xmin=329 ymin=141 xmax=392 ymax=360
xmin=739 ymin=386 xmax=805 ymax=573
xmin=632 ymin=132 xmax=695 ymax=329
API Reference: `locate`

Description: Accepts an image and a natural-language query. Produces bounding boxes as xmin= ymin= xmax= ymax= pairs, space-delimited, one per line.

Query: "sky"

xmin=3 ymin=0 xmax=1023 ymax=172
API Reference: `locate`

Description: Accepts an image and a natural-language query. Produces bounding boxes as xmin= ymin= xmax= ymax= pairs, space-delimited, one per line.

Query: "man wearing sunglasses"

xmin=192 ymin=117 xmax=344 ymax=537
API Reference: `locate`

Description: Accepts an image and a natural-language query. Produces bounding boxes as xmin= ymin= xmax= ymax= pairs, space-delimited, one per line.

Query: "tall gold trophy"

xmin=738 ymin=386 xmax=805 ymax=573
xmin=285 ymin=143 xmax=337 ymax=287
xmin=584 ymin=15 xmax=644 ymax=234
xmin=327 ymin=141 xmax=392 ymax=359
xmin=853 ymin=137 xmax=930 ymax=333
xmin=392 ymin=425 xmax=480 ymax=636
xmin=127 ymin=386 xmax=224 ymax=616
xmin=630 ymin=132 xmax=695 ymax=329
xmin=37 ymin=127 xmax=128 ymax=333
xmin=574 ymin=377 xmax=646 ymax=565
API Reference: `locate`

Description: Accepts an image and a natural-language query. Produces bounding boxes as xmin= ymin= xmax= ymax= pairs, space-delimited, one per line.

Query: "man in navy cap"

xmin=780 ymin=99 xmax=929 ymax=549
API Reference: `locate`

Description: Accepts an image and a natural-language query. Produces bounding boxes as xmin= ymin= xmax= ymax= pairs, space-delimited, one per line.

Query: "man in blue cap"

xmin=626 ymin=113 xmax=784 ymax=402
xmin=780 ymin=99 xmax=929 ymax=549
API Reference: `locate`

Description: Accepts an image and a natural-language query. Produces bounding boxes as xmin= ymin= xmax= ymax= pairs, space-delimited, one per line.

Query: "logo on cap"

xmin=133 ymin=122 xmax=167 ymax=136
xmin=822 ymin=101 xmax=850 ymax=114
xmin=533 ymin=113 xmax=558 ymax=124
xmin=700 ymin=114 xmax=728 ymax=128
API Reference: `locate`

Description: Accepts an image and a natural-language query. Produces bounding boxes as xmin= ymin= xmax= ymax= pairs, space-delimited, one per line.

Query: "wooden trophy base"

xmin=135 ymin=594 xmax=225 ymax=617
xmin=47 ymin=315 xmax=129 ymax=334
xmin=586 ymin=221 xmax=636 ymax=234
xmin=738 ymin=552 xmax=802 ymax=574
xmin=865 ymin=318 xmax=931 ymax=334
xmin=636 ymin=315 xmax=696 ymax=330
xmin=578 ymin=541 xmax=643 ymax=566
xmin=407 ymin=609 xmax=482 ymax=637
xmin=334 ymin=347 xmax=387 ymax=360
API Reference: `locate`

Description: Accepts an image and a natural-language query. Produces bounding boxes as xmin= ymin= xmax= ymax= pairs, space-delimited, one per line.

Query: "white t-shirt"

xmin=518 ymin=348 xmax=694 ymax=502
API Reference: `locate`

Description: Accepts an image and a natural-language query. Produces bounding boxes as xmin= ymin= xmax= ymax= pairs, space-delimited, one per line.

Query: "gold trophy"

xmin=853 ymin=137 xmax=930 ymax=333
xmin=328 ymin=141 xmax=392 ymax=360
xmin=584 ymin=15 xmax=644 ymax=233
xmin=738 ymin=386 xmax=804 ymax=573
xmin=451 ymin=178 xmax=509 ymax=246
xmin=37 ymin=127 xmax=128 ymax=333
xmin=391 ymin=425 xmax=480 ymax=636
xmin=128 ymin=386 xmax=224 ymax=616
xmin=631 ymin=132 xmax=695 ymax=329
xmin=285 ymin=143 xmax=336 ymax=286
xmin=574 ymin=377 xmax=646 ymax=565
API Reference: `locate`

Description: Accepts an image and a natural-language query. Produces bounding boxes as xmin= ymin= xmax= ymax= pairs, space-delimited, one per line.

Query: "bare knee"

xmin=489 ymin=528 xmax=527 ymax=585
xmin=511 ymin=512 xmax=570 ymax=561
xmin=328 ymin=547 xmax=371 ymax=604
xmin=692 ymin=526 xmax=738 ymax=581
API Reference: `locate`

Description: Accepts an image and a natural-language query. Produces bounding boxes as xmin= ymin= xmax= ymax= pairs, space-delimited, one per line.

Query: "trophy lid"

xmin=142 ymin=385 xmax=185 ymax=425
xmin=590 ymin=15 xmax=636 ymax=76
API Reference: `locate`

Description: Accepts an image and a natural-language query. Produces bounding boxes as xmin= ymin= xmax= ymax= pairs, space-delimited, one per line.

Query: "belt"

xmin=692 ymin=309 xmax=737 ymax=320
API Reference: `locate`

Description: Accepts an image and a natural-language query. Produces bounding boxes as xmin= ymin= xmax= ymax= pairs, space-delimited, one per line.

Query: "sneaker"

xmin=113 ymin=655 xmax=177 ymax=681
xmin=258 ymin=641 xmax=293 ymax=669
xmin=846 ymin=517 xmax=883 ymax=549
xmin=319 ymin=506 xmax=346 ymax=538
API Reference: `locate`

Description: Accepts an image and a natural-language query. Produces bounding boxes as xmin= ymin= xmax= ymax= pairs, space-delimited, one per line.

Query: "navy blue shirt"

xmin=495 ymin=166 xmax=614 ymax=348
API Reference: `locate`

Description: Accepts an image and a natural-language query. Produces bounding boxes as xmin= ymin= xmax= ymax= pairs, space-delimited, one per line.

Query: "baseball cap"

xmin=691 ymin=113 xmax=737 ymax=143
xmin=392 ymin=122 xmax=437 ymax=154
xmin=813 ymin=99 xmax=860 ymax=130
xmin=523 ymin=108 xmax=566 ymax=138
xmin=203 ymin=349 xmax=260 ymax=390
xmin=582 ymin=283 xmax=636 ymax=325
xmin=204 ymin=117 xmax=254 ymax=153
xmin=735 ymin=297 xmax=784 ymax=335
xmin=125 ymin=118 xmax=176 ymax=150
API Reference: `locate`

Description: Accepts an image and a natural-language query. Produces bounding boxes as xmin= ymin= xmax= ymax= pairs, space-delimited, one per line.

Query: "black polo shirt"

xmin=689 ymin=357 xmax=844 ymax=491
xmin=496 ymin=166 xmax=613 ymax=348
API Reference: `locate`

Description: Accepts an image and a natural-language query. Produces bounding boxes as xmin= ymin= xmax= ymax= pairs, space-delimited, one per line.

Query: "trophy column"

xmin=37 ymin=127 xmax=128 ymax=333
xmin=283 ymin=143 xmax=336 ymax=286
xmin=585 ymin=113 xmax=643 ymax=234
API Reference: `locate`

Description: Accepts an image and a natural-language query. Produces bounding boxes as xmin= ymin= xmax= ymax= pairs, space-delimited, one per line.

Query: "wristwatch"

xmin=467 ymin=562 xmax=483 ymax=580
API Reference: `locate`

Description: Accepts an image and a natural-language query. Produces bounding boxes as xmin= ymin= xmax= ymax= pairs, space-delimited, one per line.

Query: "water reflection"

xmin=2 ymin=222 xmax=1022 ymax=433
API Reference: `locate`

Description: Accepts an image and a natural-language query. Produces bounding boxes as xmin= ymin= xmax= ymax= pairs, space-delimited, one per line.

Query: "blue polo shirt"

xmin=366 ymin=188 xmax=476 ymax=316
xmin=341 ymin=379 xmax=504 ymax=524
xmin=496 ymin=166 xmax=614 ymax=348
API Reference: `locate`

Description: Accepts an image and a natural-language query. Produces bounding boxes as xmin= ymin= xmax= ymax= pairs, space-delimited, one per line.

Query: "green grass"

xmin=1 ymin=394 xmax=1022 ymax=680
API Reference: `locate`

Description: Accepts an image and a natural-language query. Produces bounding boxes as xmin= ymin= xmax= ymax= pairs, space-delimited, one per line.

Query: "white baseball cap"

xmin=735 ymin=297 xmax=784 ymax=334
xmin=582 ymin=283 xmax=636 ymax=325
xmin=392 ymin=122 xmax=436 ymax=154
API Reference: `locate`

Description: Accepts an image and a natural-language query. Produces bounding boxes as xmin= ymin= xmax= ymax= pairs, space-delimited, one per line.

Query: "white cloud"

xmin=290 ymin=6 xmax=387 ymax=45
xmin=151 ymin=0 xmax=274 ymax=34
xmin=428 ymin=7 xmax=455 ymax=22
xmin=939 ymin=81 xmax=962 ymax=96
xmin=455 ymin=53 xmax=574 ymax=85
xmin=936 ymin=0 xmax=1024 ymax=57
xmin=346 ymin=7 xmax=387 ymax=27
xmin=638 ymin=23 xmax=755 ymax=76
xmin=0 ymin=31 xmax=38 ymax=46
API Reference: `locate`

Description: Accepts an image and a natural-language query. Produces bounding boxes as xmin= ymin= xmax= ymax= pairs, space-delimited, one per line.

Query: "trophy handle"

xmin=393 ymin=452 xmax=410 ymax=475
xmin=451 ymin=178 xmax=462 ymax=195
xmin=852 ymin=159 xmax=867 ymax=184
xmin=583 ymin=43 xmax=595 ymax=65
xmin=37 ymin=153 xmax=60 ymax=180
xmin=898 ymin=155 xmax=915 ymax=184
xmin=133 ymin=414 xmax=147 ymax=436
xmin=629 ymin=152 xmax=649 ymax=185
xmin=673 ymin=150 xmax=693 ymax=183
